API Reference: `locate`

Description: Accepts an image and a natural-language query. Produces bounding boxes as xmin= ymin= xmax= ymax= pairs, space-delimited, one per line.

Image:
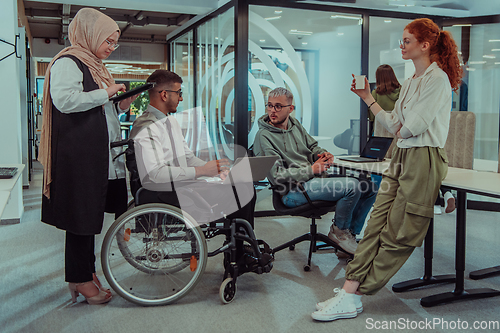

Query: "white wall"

xmin=0 ymin=0 xmax=24 ymax=221
xmin=308 ymin=25 xmax=362 ymax=156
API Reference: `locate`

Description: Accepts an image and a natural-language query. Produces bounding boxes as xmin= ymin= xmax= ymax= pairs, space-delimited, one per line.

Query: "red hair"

xmin=405 ymin=18 xmax=463 ymax=91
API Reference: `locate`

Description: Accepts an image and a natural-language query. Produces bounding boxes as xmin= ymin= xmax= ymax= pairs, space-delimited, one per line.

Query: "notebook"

xmin=223 ymin=155 xmax=279 ymax=184
xmin=338 ymin=136 xmax=394 ymax=163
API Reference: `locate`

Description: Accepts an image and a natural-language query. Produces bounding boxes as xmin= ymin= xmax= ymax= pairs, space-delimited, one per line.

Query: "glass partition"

xmin=445 ymin=23 xmax=500 ymax=164
xmin=196 ymin=9 xmax=235 ymax=160
xmin=369 ymin=17 xmax=413 ymax=86
xmin=171 ymin=31 xmax=194 ymax=113
xmin=249 ymin=5 xmax=362 ymax=155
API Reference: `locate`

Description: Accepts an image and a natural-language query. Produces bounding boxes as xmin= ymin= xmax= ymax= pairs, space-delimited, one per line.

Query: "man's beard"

xmin=270 ymin=116 xmax=287 ymax=126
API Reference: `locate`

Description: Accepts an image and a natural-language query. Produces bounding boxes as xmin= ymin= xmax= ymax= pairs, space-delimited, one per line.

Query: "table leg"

xmin=420 ymin=190 xmax=500 ymax=307
xmin=469 ymin=266 xmax=500 ymax=280
xmin=392 ymin=218 xmax=455 ymax=293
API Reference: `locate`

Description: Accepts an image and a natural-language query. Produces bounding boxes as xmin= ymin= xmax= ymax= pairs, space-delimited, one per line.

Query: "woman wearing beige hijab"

xmin=39 ymin=8 xmax=136 ymax=305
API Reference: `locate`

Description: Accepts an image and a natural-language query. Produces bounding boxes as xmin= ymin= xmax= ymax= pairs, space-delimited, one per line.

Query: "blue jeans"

xmin=282 ymin=177 xmax=378 ymax=235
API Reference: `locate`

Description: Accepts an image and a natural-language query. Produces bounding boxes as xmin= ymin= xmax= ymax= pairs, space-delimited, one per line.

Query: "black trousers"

xmin=65 ymin=178 xmax=128 ymax=282
xmin=65 ymin=232 xmax=95 ymax=283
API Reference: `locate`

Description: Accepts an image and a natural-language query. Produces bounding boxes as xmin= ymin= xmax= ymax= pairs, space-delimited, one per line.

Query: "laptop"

xmin=223 ymin=155 xmax=279 ymax=184
xmin=338 ymin=136 xmax=394 ymax=163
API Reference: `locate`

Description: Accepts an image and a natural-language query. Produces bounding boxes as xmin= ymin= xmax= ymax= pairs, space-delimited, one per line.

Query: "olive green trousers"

xmin=345 ymin=146 xmax=448 ymax=295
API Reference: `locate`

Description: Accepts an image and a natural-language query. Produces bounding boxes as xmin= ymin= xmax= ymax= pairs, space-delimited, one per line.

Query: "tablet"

xmin=109 ymin=82 xmax=155 ymax=103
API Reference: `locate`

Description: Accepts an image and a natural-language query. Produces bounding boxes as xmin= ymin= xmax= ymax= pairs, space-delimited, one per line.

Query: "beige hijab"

xmin=39 ymin=8 xmax=120 ymax=198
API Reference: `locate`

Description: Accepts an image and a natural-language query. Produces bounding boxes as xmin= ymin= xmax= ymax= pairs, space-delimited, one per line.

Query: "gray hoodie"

xmin=253 ymin=114 xmax=327 ymax=195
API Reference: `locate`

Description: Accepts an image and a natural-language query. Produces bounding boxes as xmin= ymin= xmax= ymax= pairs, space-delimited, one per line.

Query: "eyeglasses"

xmin=104 ymin=39 xmax=120 ymax=50
xmin=399 ymin=39 xmax=410 ymax=49
xmin=266 ymin=103 xmax=291 ymax=112
xmin=160 ymin=89 xmax=183 ymax=98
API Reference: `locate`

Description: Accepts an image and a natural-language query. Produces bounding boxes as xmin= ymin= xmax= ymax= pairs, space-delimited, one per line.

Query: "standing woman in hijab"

xmin=39 ymin=8 xmax=136 ymax=305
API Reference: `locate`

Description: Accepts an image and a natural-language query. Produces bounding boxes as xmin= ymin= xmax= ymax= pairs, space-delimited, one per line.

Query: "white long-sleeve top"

xmin=129 ymin=105 xmax=207 ymax=191
xmin=50 ymin=57 xmax=127 ymax=179
xmin=375 ymin=62 xmax=451 ymax=148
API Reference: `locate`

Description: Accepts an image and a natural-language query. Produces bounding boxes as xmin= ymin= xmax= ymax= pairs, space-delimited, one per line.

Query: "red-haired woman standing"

xmin=312 ymin=18 xmax=462 ymax=322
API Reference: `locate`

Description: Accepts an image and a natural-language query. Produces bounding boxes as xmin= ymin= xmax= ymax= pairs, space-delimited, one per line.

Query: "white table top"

xmin=0 ymin=164 xmax=25 ymax=218
xmin=333 ymin=157 xmax=500 ymax=198
xmin=442 ymin=167 xmax=500 ymax=198
xmin=0 ymin=164 xmax=25 ymax=192
xmin=333 ymin=156 xmax=390 ymax=175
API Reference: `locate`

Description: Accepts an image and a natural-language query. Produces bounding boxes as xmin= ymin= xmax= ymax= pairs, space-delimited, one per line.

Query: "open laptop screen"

xmin=360 ymin=137 xmax=394 ymax=160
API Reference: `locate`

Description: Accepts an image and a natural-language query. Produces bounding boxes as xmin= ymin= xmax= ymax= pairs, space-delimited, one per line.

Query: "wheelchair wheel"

xmin=219 ymin=277 xmax=236 ymax=304
xmin=101 ymin=203 xmax=208 ymax=306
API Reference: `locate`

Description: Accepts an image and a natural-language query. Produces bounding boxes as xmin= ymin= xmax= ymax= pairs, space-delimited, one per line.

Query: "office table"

xmin=0 ymin=164 xmax=25 ymax=218
xmin=417 ymin=168 xmax=500 ymax=307
xmin=333 ymin=157 xmax=500 ymax=307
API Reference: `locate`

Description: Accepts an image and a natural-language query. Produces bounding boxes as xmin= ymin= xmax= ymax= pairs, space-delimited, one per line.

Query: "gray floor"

xmin=1 ymin=162 xmax=499 ymax=333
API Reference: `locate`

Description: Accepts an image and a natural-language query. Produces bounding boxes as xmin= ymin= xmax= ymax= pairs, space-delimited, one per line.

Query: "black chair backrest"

xmin=123 ymin=139 xmax=142 ymax=198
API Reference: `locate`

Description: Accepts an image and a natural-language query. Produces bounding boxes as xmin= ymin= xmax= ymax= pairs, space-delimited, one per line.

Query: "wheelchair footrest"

xmin=238 ymin=241 xmax=274 ymax=275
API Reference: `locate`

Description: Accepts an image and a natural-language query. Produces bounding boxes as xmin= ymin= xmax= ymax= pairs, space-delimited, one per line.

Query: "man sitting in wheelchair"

xmin=129 ymin=70 xmax=272 ymax=277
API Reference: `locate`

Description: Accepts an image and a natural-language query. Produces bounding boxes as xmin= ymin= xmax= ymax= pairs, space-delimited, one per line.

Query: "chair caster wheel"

xmin=289 ymin=245 xmax=295 ymax=251
xmin=303 ymin=264 xmax=311 ymax=271
xmin=220 ymin=277 xmax=236 ymax=304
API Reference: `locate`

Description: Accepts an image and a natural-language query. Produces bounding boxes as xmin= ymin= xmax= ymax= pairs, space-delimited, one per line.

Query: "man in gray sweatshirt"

xmin=253 ymin=87 xmax=378 ymax=254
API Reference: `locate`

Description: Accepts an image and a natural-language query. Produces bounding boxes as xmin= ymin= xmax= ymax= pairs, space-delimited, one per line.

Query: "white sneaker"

xmin=328 ymin=225 xmax=358 ymax=254
xmin=316 ymin=288 xmax=363 ymax=313
xmin=311 ymin=289 xmax=358 ymax=322
xmin=434 ymin=205 xmax=442 ymax=215
xmin=444 ymin=192 xmax=455 ymax=213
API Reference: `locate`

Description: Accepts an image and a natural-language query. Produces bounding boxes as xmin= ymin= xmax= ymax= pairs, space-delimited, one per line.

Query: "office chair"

xmin=333 ymin=128 xmax=354 ymax=155
xmin=271 ymin=183 xmax=353 ymax=271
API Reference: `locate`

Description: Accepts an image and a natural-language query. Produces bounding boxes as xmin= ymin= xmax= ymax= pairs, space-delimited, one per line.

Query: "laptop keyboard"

xmin=0 ymin=167 xmax=18 ymax=179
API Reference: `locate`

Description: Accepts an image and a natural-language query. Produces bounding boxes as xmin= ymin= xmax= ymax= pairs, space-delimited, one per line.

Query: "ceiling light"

xmin=384 ymin=20 xmax=392 ymax=23
xmin=483 ymin=55 xmax=496 ymax=59
xmin=265 ymin=16 xmax=281 ymax=21
xmin=302 ymin=42 xmax=308 ymax=45
xmin=260 ymin=39 xmax=266 ymax=43
xmin=289 ymin=29 xmax=313 ymax=36
xmin=338 ymin=32 xmax=344 ymax=36
xmin=388 ymin=1 xmax=415 ymax=7
xmin=452 ymin=24 xmax=472 ymax=27
xmin=469 ymin=61 xmax=487 ymax=64
xmin=274 ymin=10 xmax=282 ymax=14
xmin=492 ymin=49 xmax=500 ymax=51
xmin=495 ymin=62 xmax=500 ymax=64
xmin=489 ymin=39 xmax=500 ymax=42
xmin=331 ymin=15 xmax=360 ymax=20
xmin=182 ymin=51 xmax=188 ymax=55
xmin=466 ymin=68 xmax=476 ymax=71
xmin=99 ymin=7 xmax=106 ymax=10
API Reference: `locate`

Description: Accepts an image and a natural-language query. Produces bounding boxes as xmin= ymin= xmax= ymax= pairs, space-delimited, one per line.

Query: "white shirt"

xmin=130 ymin=105 xmax=207 ymax=191
xmin=375 ymin=62 xmax=451 ymax=148
xmin=50 ymin=57 xmax=127 ymax=179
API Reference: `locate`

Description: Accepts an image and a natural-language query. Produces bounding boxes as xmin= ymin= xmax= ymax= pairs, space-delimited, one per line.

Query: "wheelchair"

xmin=101 ymin=139 xmax=273 ymax=306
